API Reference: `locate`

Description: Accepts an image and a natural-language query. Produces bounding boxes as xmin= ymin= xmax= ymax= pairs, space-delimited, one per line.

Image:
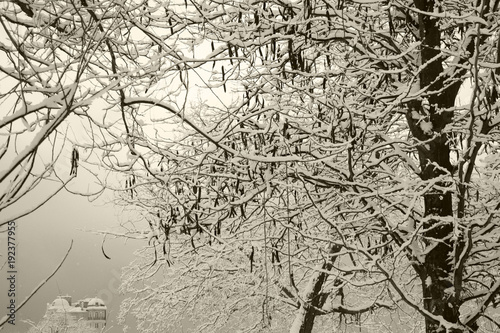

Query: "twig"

xmin=0 ymin=240 xmax=73 ymax=327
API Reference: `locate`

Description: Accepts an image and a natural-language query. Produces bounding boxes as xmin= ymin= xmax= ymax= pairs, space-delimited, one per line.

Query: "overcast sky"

xmin=1 ymin=179 xmax=143 ymax=333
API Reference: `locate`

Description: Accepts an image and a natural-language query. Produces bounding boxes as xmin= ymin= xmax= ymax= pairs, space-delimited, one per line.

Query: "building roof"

xmin=87 ymin=298 xmax=107 ymax=309
xmin=48 ymin=295 xmax=107 ymax=312
xmin=48 ymin=298 xmax=70 ymax=310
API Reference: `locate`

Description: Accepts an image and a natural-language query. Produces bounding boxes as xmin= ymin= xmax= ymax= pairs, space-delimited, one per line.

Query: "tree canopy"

xmin=3 ymin=0 xmax=500 ymax=332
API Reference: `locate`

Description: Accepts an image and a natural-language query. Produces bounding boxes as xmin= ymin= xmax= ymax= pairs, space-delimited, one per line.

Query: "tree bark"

xmin=290 ymin=245 xmax=341 ymax=333
xmin=409 ymin=1 xmax=464 ymax=332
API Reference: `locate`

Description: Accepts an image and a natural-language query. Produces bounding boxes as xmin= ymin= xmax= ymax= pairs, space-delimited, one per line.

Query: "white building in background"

xmin=40 ymin=295 xmax=107 ymax=332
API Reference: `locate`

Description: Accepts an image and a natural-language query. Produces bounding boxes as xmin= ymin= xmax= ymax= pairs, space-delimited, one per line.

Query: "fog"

xmin=1 ymin=184 xmax=142 ymax=333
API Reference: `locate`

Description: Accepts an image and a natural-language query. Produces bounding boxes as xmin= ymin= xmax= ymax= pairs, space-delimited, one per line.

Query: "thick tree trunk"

xmin=289 ymin=269 xmax=329 ymax=333
xmin=411 ymin=114 xmax=462 ymax=333
xmin=290 ymin=245 xmax=341 ymax=333
xmin=410 ymin=1 xmax=464 ymax=331
xmin=406 ymin=100 xmax=459 ymax=331
xmin=420 ymin=161 xmax=458 ymax=333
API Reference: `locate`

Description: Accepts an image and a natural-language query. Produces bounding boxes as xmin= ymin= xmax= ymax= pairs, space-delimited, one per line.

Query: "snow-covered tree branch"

xmin=4 ymin=0 xmax=500 ymax=332
xmin=108 ymin=1 xmax=500 ymax=332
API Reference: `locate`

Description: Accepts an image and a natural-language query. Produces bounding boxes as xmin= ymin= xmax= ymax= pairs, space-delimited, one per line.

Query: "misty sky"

xmin=1 ymin=180 xmax=143 ymax=333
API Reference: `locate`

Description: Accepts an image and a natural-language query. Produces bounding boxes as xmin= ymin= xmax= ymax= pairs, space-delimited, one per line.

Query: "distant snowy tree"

xmin=27 ymin=312 xmax=102 ymax=333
